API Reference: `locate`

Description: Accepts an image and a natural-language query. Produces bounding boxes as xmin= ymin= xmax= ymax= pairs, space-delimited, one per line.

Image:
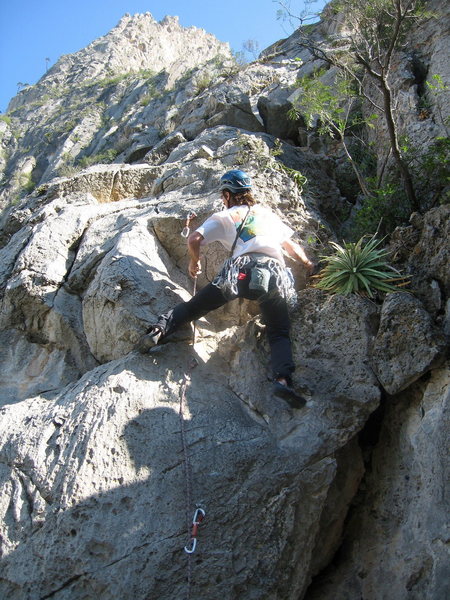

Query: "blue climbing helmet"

xmin=219 ymin=170 xmax=252 ymax=193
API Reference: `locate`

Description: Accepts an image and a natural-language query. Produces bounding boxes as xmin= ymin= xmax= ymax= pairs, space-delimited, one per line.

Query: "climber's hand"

xmin=307 ymin=260 xmax=320 ymax=276
xmin=188 ymin=259 xmax=202 ymax=278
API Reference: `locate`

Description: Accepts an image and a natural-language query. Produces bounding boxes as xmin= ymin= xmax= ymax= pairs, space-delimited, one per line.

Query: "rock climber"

xmin=137 ymin=169 xmax=316 ymax=408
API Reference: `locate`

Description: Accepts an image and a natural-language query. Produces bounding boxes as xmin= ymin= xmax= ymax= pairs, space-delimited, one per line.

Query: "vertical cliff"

xmin=0 ymin=5 xmax=448 ymax=600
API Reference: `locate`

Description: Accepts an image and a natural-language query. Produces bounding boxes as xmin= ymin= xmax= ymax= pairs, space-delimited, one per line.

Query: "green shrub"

xmin=414 ymin=136 xmax=450 ymax=207
xmin=57 ymin=152 xmax=79 ymax=177
xmin=21 ymin=174 xmax=36 ymax=194
xmin=275 ymin=163 xmax=307 ymax=192
xmin=314 ymin=236 xmax=406 ymax=298
xmin=194 ymin=74 xmax=213 ymax=96
xmin=98 ymin=73 xmax=130 ymax=88
xmin=352 ymin=183 xmax=412 ymax=238
xmin=77 ymin=149 xmax=118 ymax=168
xmin=140 ymin=81 xmax=162 ymax=106
xmin=237 ymin=135 xmax=308 ymax=193
xmin=58 ymin=164 xmax=79 ymax=178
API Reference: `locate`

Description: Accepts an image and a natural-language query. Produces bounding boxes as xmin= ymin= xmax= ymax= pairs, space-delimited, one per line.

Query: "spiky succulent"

xmin=314 ymin=236 xmax=406 ymax=298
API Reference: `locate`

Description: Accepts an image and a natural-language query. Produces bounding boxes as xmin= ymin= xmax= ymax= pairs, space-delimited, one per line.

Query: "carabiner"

xmin=193 ymin=507 xmax=205 ymax=523
xmin=184 ymin=537 xmax=197 ymax=554
xmin=180 ymin=212 xmax=197 ymax=238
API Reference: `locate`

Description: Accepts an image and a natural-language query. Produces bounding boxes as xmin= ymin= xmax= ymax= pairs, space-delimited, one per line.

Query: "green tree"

xmin=290 ymin=69 xmax=375 ymax=198
xmin=278 ymin=0 xmax=433 ymax=212
xmin=276 ymin=0 xmax=323 ymax=29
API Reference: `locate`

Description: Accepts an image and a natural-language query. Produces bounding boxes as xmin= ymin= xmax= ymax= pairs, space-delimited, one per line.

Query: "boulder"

xmin=143 ymin=131 xmax=187 ymax=165
xmin=371 ymin=292 xmax=448 ymax=395
xmin=42 ymin=164 xmax=163 ymax=203
xmin=258 ymin=85 xmax=303 ymax=141
xmin=390 ymin=205 xmax=450 ymax=318
xmin=231 ymin=289 xmax=381 ymax=454
xmin=179 ymin=85 xmax=265 ymax=140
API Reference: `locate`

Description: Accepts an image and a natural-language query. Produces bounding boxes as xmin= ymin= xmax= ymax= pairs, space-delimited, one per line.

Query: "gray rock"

xmin=42 ymin=163 xmax=163 ymax=203
xmin=143 ymin=131 xmax=187 ymax=165
xmin=306 ymin=363 xmax=450 ymax=600
xmin=0 ymin=14 xmax=233 ymax=206
xmin=0 ymin=349 xmax=348 ymax=600
xmin=371 ymin=292 xmax=448 ymax=395
xmin=258 ymin=84 xmax=305 ymax=141
xmin=390 ymin=205 xmax=450 ymax=318
xmin=0 ymin=329 xmax=80 ymax=404
xmin=7 ymin=14 xmax=232 ymax=114
xmin=81 ymin=217 xmax=191 ymax=363
xmin=178 ymin=85 xmax=265 ymax=140
xmin=0 ymin=7 xmax=449 ymax=600
xmin=231 ymin=289 xmax=381 ymax=453
xmin=0 ymin=171 xmax=381 ymax=599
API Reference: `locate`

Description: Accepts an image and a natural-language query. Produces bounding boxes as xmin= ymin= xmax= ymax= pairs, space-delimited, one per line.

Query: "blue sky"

xmin=0 ymin=0 xmax=326 ymax=113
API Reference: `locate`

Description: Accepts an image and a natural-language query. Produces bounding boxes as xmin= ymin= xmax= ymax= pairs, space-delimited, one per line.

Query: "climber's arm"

xmin=282 ymin=238 xmax=316 ymax=274
xmin=187 ymin=231 xmax=204 ymax=278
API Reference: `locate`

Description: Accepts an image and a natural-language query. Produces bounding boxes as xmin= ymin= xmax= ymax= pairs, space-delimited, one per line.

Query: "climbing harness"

xmin=213 ymin=253 xmax=297 ymax=304
xmin=179 ymin=214 xmax=205 ymax=598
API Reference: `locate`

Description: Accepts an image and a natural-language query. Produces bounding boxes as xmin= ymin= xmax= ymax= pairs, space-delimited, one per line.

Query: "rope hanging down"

xmin=178 ymin=213 xmax=205 ymax=598
xmin=179 ymin=317 xmax=205 ymax=598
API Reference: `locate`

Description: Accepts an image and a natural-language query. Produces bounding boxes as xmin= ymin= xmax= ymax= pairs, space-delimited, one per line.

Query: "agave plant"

xmin=313 ymin=236 xmax=406 ymax=298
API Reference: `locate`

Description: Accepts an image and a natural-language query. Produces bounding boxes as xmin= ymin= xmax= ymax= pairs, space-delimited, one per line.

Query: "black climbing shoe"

xmin=273 ymin=381 xmax=306 ymax=409
xmin=162 ymin=323 xmax=194 ymax=344
xmin=135 ymin=327 xmax=163 ymax=353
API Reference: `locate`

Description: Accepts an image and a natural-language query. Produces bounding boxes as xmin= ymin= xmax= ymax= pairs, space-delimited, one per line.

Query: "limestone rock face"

xmin=0 ymin=344 xmax=363 ymax=600
xmin=0 ymin=129 xmax=377 ymax=599
xmin=0 ymin=14 xmax=234 ymax=205
xmin=231 ymin=288 xmax=381 ymax=457
xmin=371 ymin=292 xmax=448 ymax=395
xmin=0 ymin=171 xmax=381 ymax=598
xmin=0 ymin=7 xmax=449 ymax=600
xmin=390 ymin=205 xmax=450 ymax=319
xmin=306 ymin=363 xmax=450 ymax=600
xmin=8 ymin=13 xmax=231 ymax=113
xmin=392 ymin=0 xmax=450 ymax=151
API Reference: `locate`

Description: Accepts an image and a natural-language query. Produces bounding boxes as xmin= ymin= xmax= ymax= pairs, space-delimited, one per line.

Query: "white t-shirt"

xmin=196 ymin=204 xmax=293 ymax=263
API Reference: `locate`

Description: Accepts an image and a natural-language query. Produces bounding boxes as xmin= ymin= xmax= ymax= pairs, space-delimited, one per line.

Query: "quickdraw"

xmin=184 ymin=507 xmax=206 ymax=554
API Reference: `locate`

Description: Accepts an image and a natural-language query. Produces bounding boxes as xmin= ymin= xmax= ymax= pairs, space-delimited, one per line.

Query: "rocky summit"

xmin=0 ymin=4 xmax=449 ymax=600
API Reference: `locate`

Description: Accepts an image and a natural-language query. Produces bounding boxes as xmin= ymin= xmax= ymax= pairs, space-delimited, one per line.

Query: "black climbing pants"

xmin=156 ymin=276 xmax=295 ymax=384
